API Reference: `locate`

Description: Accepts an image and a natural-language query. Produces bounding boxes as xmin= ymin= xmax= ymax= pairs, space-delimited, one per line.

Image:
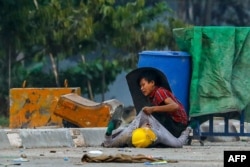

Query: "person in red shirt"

xmin=137 ymin=69 xmax=188 ymax=138
xmin=102 ymin=67 xmax=191 ymax=148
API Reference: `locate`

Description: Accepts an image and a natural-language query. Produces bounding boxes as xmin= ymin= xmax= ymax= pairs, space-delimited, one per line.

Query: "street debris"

xmin=144 ymin=160 xmax=168 ymax=165
xmin=88 ymin=150 xmax=103 ymax=155
xmin=81 ymin=153 xmax=177 ymax=163
xmin=12 ymin=157 xmax=29 ymax=162
xmin=50 ymin=150 xmax=56 ymax=153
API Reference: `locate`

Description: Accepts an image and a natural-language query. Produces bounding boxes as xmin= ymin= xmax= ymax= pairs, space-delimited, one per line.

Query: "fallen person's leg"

xmin=148 ymin=115 xmax=191 ymax=148
xmin=102 ymin=111 xmax=191 ymax=148
xmin=102 ymin=111 xmax=149 ymax=147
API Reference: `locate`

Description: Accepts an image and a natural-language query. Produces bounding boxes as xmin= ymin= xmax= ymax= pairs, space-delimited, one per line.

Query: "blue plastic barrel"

xmin=138 ymin=51 xmax=191 ymax=114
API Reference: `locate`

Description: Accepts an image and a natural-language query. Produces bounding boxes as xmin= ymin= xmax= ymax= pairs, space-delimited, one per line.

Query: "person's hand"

xmin=142 ymin=106 xmax=154 ymax=115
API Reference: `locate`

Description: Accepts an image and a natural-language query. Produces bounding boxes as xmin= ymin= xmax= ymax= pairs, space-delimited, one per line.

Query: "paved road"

xmin=1 ymin=140 xmax=250 ymax=167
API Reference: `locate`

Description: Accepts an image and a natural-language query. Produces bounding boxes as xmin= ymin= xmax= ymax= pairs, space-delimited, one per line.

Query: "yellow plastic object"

xmin=54 ymin=93 xmax=111 ymax=127
xmin=9 ymin=87 xmax=81 ymax=128
xmin=132 ymin=127 xmax=157 ymax=148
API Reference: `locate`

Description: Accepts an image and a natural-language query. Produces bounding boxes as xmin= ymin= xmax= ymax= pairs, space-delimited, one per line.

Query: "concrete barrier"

xmin=20 ymin=129 xmax=74 ymax=148
xmin=0 ymin=130 xmax=11 ymax=149
xmin=80 ymin=128 xmax=106 ymax=146
xmin=2 ymin=121 xmax=249 ymax=149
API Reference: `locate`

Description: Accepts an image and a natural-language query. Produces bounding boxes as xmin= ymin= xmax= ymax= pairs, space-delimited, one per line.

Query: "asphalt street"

xmin=1 ymin=140 xmax=250 ymax=167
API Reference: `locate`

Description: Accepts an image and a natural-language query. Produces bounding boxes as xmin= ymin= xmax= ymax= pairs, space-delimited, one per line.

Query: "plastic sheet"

xmin=173 ymin=26 xmax=250 ymax=120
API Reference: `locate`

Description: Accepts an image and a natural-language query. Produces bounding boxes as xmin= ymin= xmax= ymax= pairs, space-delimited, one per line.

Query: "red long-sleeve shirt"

xmin=149 ymin=87 xmax=188 ymax=125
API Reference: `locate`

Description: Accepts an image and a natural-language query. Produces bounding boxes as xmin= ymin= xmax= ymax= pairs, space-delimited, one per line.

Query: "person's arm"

xmin=142 ymin=97 xmax=179 ymax=115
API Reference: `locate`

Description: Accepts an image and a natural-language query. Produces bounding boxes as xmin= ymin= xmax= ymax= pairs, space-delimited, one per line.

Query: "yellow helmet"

xmin=132 ymin=127 xmax=157 ymax=148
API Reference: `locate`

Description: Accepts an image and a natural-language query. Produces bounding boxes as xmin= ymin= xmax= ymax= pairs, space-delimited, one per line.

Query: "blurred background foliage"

xmin=1 ymin=0 xmax=250 ymax=125
xmin=0 ymin=0 xmax=188 ymax=119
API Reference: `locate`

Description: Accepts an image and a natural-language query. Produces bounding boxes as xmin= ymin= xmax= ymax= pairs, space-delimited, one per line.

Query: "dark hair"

xmin=136 ymin=69 xmax=161 ymax=86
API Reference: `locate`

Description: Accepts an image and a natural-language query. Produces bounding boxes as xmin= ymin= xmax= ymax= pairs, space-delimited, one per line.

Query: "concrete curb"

xmin=20 ymin=129 xmax=74 ymax=148
xmin=79 ymin=128 xmax=106 ymax=147
xmin=2 ymin=128 xmax=107 ymax=149
xmin=0 ymin=130 xmax=11 ymax=149
xmin=1 ymin=120 xmax=250 ymax=149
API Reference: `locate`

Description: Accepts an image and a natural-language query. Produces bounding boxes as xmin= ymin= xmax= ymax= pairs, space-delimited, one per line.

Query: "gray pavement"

xmin=0 ymin=140 xmax=250 ymax=167
xmin=0 ymin=127 xmax=250 ymax=166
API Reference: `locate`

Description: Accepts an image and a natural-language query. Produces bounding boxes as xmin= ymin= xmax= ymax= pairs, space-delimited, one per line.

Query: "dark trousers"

xmin=152 ymin=112 xmax=187 ymax=137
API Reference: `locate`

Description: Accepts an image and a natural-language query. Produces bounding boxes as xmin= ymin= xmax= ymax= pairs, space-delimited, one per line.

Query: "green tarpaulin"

xmin=173 ymin=26 xmax=250 ymax=120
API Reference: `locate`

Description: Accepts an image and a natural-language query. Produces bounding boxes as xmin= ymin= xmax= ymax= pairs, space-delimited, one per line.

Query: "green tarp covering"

xmin=173 ymin=26 xmax=250 ymax=119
